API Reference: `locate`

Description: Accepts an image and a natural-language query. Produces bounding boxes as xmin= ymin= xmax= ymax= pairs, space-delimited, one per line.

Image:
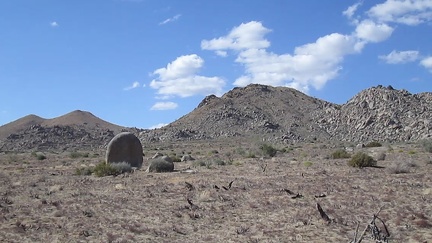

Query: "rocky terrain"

xmin=0 ymin=110 xmax=137 ymax=152
xmin=139 ymin=84 xmax=432 ymax=144
xmin=1 ymin=84 xmax=431 ymax=152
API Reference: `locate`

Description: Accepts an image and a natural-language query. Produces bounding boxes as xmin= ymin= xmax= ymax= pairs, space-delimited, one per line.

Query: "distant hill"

xmin=0 ymin=110 xmax=129 ymax=151
xmin=139 ymin=84 xmax=432 ymax=143
xmin=1 ymin=84 xmax=431 ymax=152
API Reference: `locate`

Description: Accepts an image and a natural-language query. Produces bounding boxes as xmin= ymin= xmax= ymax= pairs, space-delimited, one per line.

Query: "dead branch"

xmin=316 ymin=203 xmax=331 ymax=223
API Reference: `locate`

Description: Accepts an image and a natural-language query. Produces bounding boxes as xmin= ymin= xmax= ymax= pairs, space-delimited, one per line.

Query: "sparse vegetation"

xmin=36 ymin=154 xmax=47 ymax=160
xmin=70 ymin=151 xmax=89 ymax=159
xmin=93 ymin=162 xmax=121 ymax=177
xmin=421 ymin=139 xmax=432 ymax=153
xmin=376 ymin=152 xmax=386 ymax=161
xmin=365 ymin=141 xmax=382 ymax=147
xmin=330 ymin=149 xmax=351 ymax=159
xmin=348 ymin=152 xmax=377 ymax=168
xmin=389 ymin=161 xmax=416 ymax=174
xmin=74 ymin=167 xmax=93 ymax=176
xmin=259 ymin=143 xmax=277 ymax=157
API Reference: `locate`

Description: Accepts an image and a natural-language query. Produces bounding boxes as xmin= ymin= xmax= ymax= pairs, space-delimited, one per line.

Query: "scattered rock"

xmin=146 ymin=157 xmax=174 ymax=173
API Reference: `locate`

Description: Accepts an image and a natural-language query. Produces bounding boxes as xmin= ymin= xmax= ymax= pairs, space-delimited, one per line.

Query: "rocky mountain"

xmin=139 ymin=84 xmax=432 ymax=143
xmin=0 ymin=110 xmax=133 ymax=151
xmin=1 ymin=84 xmax=431 ymax=152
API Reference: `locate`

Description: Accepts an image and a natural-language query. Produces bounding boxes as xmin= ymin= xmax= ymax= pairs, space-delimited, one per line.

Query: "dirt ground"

xmin=0 ymin=140 xmax=431 ymax=243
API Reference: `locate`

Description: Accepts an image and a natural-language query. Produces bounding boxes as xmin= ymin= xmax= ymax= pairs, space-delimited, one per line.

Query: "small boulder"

xmin=106 ymin=132 xmax=143 ymax=168
xmin=146 ymin=157 xmax=174 ymax=173
xmin=181 ymin=154 xmax=195 ymax=162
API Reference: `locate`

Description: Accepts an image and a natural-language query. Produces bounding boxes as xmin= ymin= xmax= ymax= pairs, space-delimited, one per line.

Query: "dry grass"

xmin=0 ymin=141 xmax=431 ymax=242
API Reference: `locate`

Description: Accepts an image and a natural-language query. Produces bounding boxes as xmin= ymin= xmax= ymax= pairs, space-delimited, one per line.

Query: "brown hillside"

xmin=139 ymin=84 xmax=338 ymax=142
xmin=41 ymin=110 xmax=124 ymax=133
xmin=0 ymin=110 xmax=128 ymax=151
xmin=0 ymin=114 xmax=45 ymax=140
xmin=139 ymin=84 xmax=432 ymax=143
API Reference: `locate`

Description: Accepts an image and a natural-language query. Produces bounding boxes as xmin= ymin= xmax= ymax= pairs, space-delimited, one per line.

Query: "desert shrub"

xmin=70 ymin=151 xmax=88 ymax=159
xmin=93 ymin=162 xmax=120 ymax=177
xmin=348 ymin=152 xmax=377 ymax=168
xmin=303 ymin=161 xmax=313 ymax=167
xmin=376 ymin=152 xmax=386 ymax=161
xmin=75 ymin=167 xmax=93 ymax=176
xmin=192 ymin=160 xmax=206 ymax=167
xmin=36 ymin=154 xmax=47 ymax=160
xmin=147 ymin=158 xmax=174 ymax=173
xmin=330 ymin=149 xmax=351 ymax=159
xmin=110 ymin=162 xmax=132 ymax=173
xmin=169 ymin=155 xmax=181 ymax=162
xmin=213 ymin=159 xmax=226 ymax=166
xmin=389 ymin=161 xmax=416 ymax=174
xmin=260 ymin=143 xmax=277 ymax=157
xmin=365 ymin=141 xmax=382 ymax=148
xmin=421 ymin=140 xmax=432 ymax=153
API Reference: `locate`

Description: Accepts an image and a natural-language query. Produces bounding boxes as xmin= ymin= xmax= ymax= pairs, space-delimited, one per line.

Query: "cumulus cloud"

xmin=354 ymin=20 xmax=394 ymax=43
xmin=123 ymin=81 xmax=141 ymax=90
xmin=343 ymin=2 xmax=363 ymax=22
xmin=159 ymin=14 xmax=181 ymax=25
xmin=202 ymin=22 xmax=362 ymax=92
xmin=150 ymin=101 xmax=178 ymax=110
xmin=379 ymin=50 xmax=420 ymax=64
xmin=50 ymin=21 xmax=59 ymax=27
xmin=201 ymin=21 xmax=271 ymax=54
xmin=368 ymin=0 xmax=432 ymax=25
xmin=150 ymin=54 xmax=226 ymax=97
xmin=420 ymin=56 xmax=432 ymax=72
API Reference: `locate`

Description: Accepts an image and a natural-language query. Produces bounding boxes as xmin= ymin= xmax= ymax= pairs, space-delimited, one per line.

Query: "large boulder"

xmin=106 ymin=132 xmax=143 ymax=168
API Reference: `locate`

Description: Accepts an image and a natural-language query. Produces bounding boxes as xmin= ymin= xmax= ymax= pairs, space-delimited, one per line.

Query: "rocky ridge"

xmin=0 ymin=110 xmax=138 ymax=151
xmin=1 ymin=84 xmax=431 ymax=152
xmin=139 ymin=84 xmax=432 ymax=143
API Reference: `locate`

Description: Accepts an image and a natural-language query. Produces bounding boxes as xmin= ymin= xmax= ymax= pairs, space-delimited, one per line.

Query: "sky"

xmin=0 ymin=0 xmax=431 ymax=129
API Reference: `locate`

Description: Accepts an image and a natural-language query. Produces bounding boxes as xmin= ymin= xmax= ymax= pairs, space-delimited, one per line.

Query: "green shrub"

xmin=93 ymin=162 xmax=121 ymax=177
xmin=75 ymin=167 xmax=93 ymax=176
xmin=169 ymin=155 xmax=181 ymax=162
xmin=69 ymin=151 xmax=88 ymax=159
xmin=110 ymin=162 xmax=132 ymax=173
xmin=348 ymin=152 xmax=377 ymax=168
xmin=303 ymin=161 xmax=313 ymax=167
xmin=365 ymin=141 xmax=382 ymax=148
xmin=330 ymin=149 xmax=351 ymax=159
xmin=260 ymin=143 xmax=277 ymax=157
xmin=36 ymin=154 xmax=47 ymax=160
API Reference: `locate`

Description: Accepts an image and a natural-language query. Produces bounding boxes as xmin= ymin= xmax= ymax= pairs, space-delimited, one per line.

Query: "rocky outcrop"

xmin=106 ymin=132 xmax=143 ymax=168
xmin=321 ymin=85 xmax=432 ymax=142
xmin=139 ymin=84 xmax=432 ymax=144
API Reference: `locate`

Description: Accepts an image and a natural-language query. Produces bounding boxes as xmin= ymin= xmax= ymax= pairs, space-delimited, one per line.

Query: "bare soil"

xmin=0 ymin=141 xmax=431 ymax=243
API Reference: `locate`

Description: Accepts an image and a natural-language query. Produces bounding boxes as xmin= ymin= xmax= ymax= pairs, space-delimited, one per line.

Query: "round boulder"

xmin=106 ymin=132 xmax=143 ymax=168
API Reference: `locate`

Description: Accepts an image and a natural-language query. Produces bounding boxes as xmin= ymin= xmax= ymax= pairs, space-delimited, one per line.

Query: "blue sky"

xmin=1 ymin=0 xmax=431 ymax=129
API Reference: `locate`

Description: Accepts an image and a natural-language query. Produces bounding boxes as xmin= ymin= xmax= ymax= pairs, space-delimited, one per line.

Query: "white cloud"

xmin=343 ymin=2 xmax=363 ymax=21
xmin=368 ymin=0 xmax=432 ymax=25
xmin=379 ymin=50 xmax=419 ymax=64
xmin=159 ymin=14 xmax=181 ymax=25
xmin=420 ymin=56 xmax=432 ymax=72
xmin=150 ymin=102 xmax=178 ymax=110
xmin=148 ymin=123 xmax=168 ymax=129
xmin=123 ymin=81 xmax=141 ymax=90
xmin=201 ymin=21 xmax=271 ymax=53
xmin=354 ymin=20 xmax=394 ymax=43
xmin=50 ymin=21 xmax=59 ymax=27
xmin=150 ymin=54 xmax=226 ymax=97
xmin=202 ymin=22 xmax=362 ymax=93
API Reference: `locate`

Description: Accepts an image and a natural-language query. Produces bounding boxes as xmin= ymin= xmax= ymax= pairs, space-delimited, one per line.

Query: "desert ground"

xmin=0 ymin=139 xmax=431 ymax=243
